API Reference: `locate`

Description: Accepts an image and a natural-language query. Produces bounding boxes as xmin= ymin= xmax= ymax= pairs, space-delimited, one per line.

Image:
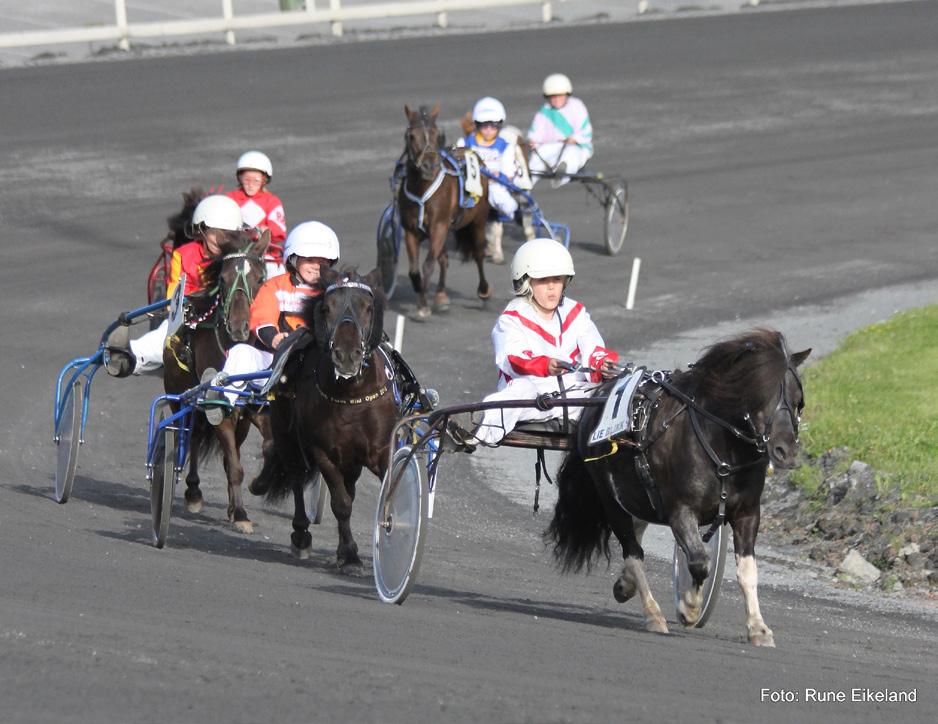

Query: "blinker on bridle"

xmin=325 ymin=278 xmax=376 ymax=380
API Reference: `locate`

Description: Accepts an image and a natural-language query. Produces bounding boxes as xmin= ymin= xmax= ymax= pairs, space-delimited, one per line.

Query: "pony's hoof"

xmin=233 ymin=520 xmax=254 ymax=535
xmin=338 ymin=559 xmax=364 ymax=577
xmin=646 ymin=617 xmax=670 ymax=635
xmin=291 ymin=543 xmax=312 ymax=560
xmin=749 ymin=627 xmax=776 ymax=647
xmin=613 ymin=577 xmax=637 ymax=603
xmin=413 ymin=307 xmax=431 ymax=322
xmin=433 ymin=292 xmax=451 ymax=312
xmin=185 ymin=499 xmax=203 ymax=514
xmin=478 ymin=283 xmax=492 ymax=300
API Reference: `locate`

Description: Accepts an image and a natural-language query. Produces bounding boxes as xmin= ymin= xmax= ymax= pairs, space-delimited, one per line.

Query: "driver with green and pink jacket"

xmin=528 ymin=73 xmax=594 ymax=186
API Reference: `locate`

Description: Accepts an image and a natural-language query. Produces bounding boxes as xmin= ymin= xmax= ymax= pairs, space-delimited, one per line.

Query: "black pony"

xmin=257 ymin=266 xmax=399 ymax=574
xmin=546 ymin=329 xmax=809 ymax=646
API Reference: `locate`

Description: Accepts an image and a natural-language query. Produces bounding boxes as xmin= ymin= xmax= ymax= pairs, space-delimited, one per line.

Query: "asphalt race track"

xmin=1 ymin=3 xmax=936 ymax=722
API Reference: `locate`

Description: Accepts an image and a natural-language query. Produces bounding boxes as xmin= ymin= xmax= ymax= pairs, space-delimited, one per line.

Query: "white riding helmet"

xmin=542 ymin=73 xmax=573 ymax=97
xmin=511 ymin=238 xmax=575 ymax=295
xmin=283 ymin=221 xmax=341 ymax=267
xmin=236 ymin=150 xmax=273 ymax=180
xmin=192 ymin=195 xmax=244 ymax=232
xmin=472 ymin=96 xmax=507 ymax=124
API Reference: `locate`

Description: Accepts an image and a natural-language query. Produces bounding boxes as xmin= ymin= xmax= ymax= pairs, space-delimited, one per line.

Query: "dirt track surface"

xmin=1 ymin=3 xmax=936 ymax=722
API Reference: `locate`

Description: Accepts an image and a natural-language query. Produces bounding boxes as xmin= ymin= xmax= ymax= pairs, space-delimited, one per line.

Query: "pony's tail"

xmin=453 ymin=226 xmax=477 ymax=262
xmin=195 ymin=415 xmax=221 ymax=460
xmin=254 ymin=450 xmax=293 ymax=503
xmin=543 ymin=449 xmax=612 ymax=573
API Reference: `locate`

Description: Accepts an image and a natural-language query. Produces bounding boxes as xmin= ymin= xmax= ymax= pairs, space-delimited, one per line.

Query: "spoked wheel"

xmin=373 ymin=446 xmax=428 ymax=604
xmin=376 ymin=205 xmax=399 ymax=300
xmin=305 ymin=471 xmax=327 ymax=525
xmin=603 ymin=180 xmax=629 ymax=256
xmin=150 ymin=408 xmax=179 ymax=549
xmin=53 ymin=379 xmax=83 ymax=504
xmin=672 ymin=522 xmax=729 ymax=628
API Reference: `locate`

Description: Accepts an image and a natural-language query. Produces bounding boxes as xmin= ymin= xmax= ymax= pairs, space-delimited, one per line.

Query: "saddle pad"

xmin=464 ymin=150 xmax=483 ymax=199
xmin=588 ymin=367 xmax=645 ymax=446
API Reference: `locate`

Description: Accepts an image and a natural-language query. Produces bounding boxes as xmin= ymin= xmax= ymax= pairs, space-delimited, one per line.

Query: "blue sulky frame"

xmin=51 ymin=299 xmax=171 ymax=504
xmin=144 ymin=368 xmax=272 ymax=549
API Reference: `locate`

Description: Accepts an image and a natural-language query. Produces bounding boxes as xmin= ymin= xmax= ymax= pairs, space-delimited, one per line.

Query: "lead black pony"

xmin=546 ymin=329 xmax=809 ymax=646
xmin=257 ymin=266 xmax=399 ymax=574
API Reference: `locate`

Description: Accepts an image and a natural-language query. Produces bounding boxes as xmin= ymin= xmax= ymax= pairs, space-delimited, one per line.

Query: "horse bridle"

xmin=217 ymin=250 xmax=265 ymax=338
xmin=405 ymin=111 xmax=441 ymax=179
xmin=324 ymin=279 xmax=377 ymax=380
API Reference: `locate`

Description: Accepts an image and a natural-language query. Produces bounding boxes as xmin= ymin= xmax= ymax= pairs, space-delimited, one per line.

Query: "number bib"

xmin=165 ymin=273 xmax=187 ymax=339
xmin=588 ymin=367 xmax=645 ymax=445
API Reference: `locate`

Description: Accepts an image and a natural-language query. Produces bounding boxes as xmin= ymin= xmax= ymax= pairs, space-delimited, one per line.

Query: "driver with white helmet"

xmin=457 ymin=96 xmax=521 ymax=264
xmin=203 ymin=220 xmax=341 ymax=423
xmin=528 ymin=73 xmax=594 ymax=186
xmin=104 ymin=195 xmax=247 ymax=378
xmin=227 ymin=150 xmax=288 ymax=277
xmin=451 ymin=238 xmax=618 ymax=447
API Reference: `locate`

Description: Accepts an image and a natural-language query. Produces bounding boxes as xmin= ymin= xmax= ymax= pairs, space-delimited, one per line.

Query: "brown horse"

xmin=162 ymin=231 xmax=270 ymax=533
xmin=256 ymin=266 xmax=400 ymax=574
xmin=400 ymin=104 xmax=492 ymax=319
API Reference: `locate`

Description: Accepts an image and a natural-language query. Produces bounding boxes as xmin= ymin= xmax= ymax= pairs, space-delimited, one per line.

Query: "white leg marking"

xmin=737 ymin=554 xmax=775 ymax=647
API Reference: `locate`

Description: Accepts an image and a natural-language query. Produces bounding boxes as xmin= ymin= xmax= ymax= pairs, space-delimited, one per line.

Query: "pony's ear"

xmin=404 ymin=104 xmax=414 ymax=119
xmin=319 ymin=264 xmax=339 ymax=286
xmin=252 ymin=228 xmax=271 ymax=258
xmin=363 ymin=267 xmax=382 ymax=291
xmin=430 ymin=102 xmax=440 ymax=120
xmin=460 ymin=111 xmax=474 ymax=136
xmin=790 ymin=348 xmax=811 ymax=368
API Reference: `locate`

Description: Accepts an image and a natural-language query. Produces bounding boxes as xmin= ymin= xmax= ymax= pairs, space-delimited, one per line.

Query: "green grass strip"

xmin=799 ymin=304 xmax=938 ymax=506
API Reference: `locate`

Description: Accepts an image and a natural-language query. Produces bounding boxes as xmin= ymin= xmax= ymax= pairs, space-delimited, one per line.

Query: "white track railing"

xmin=0 ymin=0 xmax=559 ymax=50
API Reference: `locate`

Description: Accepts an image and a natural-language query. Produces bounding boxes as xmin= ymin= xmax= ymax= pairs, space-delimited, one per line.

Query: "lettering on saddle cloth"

xmin=588 ymin=367 xmax=646 ymax=446
xmin=462 ymin=150 xmax=483 ymax=204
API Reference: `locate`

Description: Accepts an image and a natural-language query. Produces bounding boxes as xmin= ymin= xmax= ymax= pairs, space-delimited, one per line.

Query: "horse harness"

xmin=399 ymin=144 xmax=479 ymax=232
xmin=589 ymin=367 xmax=800 ymax=541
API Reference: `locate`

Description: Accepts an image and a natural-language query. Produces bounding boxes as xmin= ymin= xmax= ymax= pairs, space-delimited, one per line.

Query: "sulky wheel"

xmin=376 ymin=204 xmax=400 ymax=300
xmin=150 ymin=407 xmax=178 ymax=549
xmin=603 ymin=180 xmax=629 ymax=256
xmin=305 ymin=471 xmax=327 ymax=525
xmin=53 ymin=379 xmax=83 ymax=504
xmin=373 ymin=446 xmax=428 ymax=604
xmin=672 ymin=521 xmax=729 ymax=628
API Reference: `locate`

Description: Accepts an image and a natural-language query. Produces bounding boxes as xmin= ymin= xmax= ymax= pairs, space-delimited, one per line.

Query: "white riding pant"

xmin=129 ymin=319 xmax=168 ymax=374
xmin=474 ymin=376 xmax=595 ymax=445
xmin=219 ymin=343 xmax=273 ymax=404
xmin=488 ymin=181 xmax=518 ymax=218
xmin=529 ymin=143 xmax=593 ymax=186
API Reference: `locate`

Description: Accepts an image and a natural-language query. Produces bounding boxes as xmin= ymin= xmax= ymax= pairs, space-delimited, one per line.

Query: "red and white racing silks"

xmin=474 ymin=296 xmax=618 ymax=444
xmin=226 ymin=188 xmax=287 ymax=262
xmin=492 ymin=296 xmax=617 ymax=389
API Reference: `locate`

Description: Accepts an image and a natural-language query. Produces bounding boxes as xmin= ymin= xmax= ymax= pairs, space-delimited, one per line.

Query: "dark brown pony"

xmin=162 ymin=231 xmax=270 ymax=533
xmin=257 ymin=266 xmax=398 ymax=574
xmin=547 ymin=330 xmax=809 ymax=646
xmin=400 ymin=104 xmax=491 ymax=319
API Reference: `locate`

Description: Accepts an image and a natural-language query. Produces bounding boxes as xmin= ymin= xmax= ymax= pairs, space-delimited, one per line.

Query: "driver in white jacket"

xmin=460 ymin=238 xmax=619 ymax=446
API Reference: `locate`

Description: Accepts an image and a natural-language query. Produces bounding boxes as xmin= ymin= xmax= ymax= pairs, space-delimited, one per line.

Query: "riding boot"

xmin=201 ymin=368 xmax=232 ymax=426
xmin=104 ymin=326 xmax=136 ymax=378
xmin=485 ymin=221 xmax=505 ymax=265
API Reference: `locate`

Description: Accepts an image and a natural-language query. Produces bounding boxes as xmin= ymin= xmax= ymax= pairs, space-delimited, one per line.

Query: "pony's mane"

xmin=166 ymin=187 xmax=206 ymax=249
xmin=685 ymin=329 xmax=790 ymax=417
xmin=303 ymin=265 xmax=386 ymax=352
